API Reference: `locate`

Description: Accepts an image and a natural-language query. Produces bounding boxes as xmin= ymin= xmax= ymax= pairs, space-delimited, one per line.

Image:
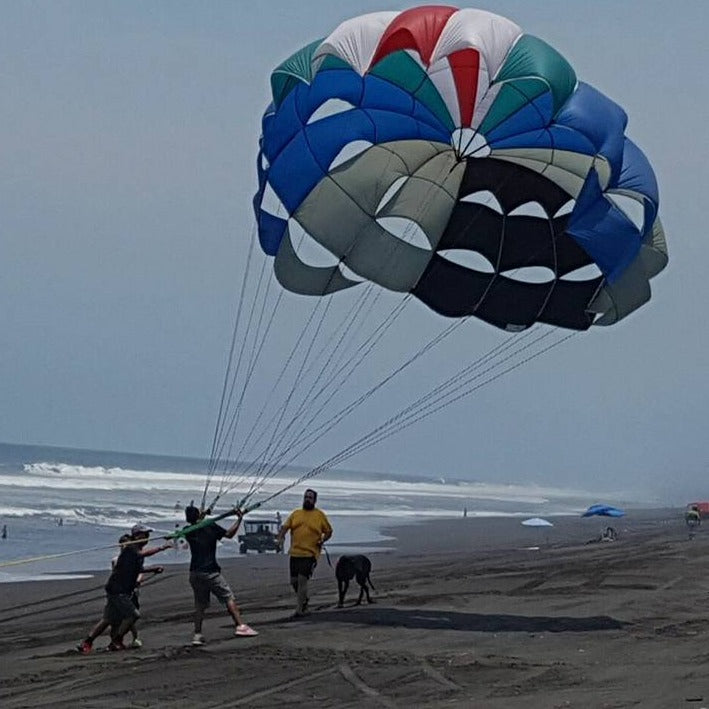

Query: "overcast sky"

xmin=2 ymin=1 xmax=707 ymax=502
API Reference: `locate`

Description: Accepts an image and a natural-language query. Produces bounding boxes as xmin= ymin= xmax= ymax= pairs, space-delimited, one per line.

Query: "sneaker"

xmin=106 ymin=640 xmax=126 ymax=652
xmin=191 ymin=633 xmax=205 ymax=646
xmin=235 ymin=623 xmax=258 ymax=637
xmin=130 ymin=638 xmax=143 ymax=649
xmin=77 ymin=639 xmax=93 ymax=655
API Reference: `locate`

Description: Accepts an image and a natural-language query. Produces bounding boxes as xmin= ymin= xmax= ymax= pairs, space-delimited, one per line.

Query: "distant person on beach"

xmin=275 ymin=488 xmax=333 ymax=618
xmin=1 ymin=524 xmax=6 ymax=539
xmin=77 ymin=524 xmax=170 ymax=654
xmin=183 ymin=504 xmax=257 ymax=645
xmin=686 ymin=506 xmax=701 ymax=539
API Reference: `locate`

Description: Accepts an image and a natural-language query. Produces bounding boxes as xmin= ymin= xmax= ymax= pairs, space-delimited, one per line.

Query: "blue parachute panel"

xmin=555 ymin=83 xmax=627 ymax=184
xmin=484 ymin=91 xmax=554 ymax=144
xmin=568 ymin=169 xmax=642 ymax=282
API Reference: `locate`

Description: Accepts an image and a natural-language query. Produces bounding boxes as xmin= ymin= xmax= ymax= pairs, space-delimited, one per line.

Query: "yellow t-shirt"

xmin=283 ymin=508 xmax=333 ymax=558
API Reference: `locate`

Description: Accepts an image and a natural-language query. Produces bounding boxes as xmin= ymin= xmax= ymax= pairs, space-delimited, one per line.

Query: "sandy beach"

xmin=1 ymin=509 xmax=706 ymax=708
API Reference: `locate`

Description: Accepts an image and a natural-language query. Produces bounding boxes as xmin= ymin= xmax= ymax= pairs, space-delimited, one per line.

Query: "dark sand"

xmin=1 ymin=509 xmax=707 ymax=708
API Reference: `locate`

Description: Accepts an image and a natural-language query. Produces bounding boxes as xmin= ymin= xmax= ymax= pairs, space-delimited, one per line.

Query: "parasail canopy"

xmin=254 ymin=5 xmax=667 ymax=333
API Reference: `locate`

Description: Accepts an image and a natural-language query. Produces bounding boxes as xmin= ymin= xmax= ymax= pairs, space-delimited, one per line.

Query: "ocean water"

xmin=0 ymin=442 xmax=644 ymax=582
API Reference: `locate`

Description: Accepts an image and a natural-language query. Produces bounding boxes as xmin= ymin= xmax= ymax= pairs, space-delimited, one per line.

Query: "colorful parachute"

xmin=253 ymin=6 xmax=667 ymax=331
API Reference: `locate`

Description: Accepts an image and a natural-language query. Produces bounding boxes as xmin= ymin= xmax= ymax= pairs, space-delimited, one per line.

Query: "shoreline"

xmin=0 ymin=506 xmax=683 ymax=583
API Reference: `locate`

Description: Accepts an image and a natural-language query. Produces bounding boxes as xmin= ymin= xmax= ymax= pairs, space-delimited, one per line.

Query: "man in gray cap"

xmin=77 ymin=523 xmax=171 ymax=653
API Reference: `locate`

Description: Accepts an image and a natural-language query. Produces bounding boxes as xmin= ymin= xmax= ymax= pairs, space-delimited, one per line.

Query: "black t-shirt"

xmin=105 ymin=545 xmax=143 ymax=595
xmin=185 ymin=524 xmax=226 ymax=573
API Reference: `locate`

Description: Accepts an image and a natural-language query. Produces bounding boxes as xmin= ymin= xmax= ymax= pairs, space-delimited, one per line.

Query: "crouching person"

xmin=78 ymin=524 xmax=169 ymax=653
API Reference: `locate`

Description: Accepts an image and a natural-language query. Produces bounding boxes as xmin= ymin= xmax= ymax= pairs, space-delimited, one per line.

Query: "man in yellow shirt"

xmin=275 ymin=488 xmax=333 ymax=617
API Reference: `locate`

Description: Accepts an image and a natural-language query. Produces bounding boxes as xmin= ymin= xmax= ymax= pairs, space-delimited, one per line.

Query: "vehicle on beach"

xmin=238 ymin=519 xmax=282 ymax=554
xmin=686 ymin=502 xmax=709 ymax=518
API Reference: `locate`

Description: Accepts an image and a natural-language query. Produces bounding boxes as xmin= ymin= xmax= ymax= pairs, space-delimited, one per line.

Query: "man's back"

xmin=185 ymin=524 xmax=226 ymax=573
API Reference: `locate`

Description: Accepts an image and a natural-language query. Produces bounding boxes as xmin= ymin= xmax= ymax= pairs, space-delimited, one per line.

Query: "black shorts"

xmin=290 ymin=556 xmax=316 ymax=580
xmin=103 ymin=593 xmax=140 ymax=626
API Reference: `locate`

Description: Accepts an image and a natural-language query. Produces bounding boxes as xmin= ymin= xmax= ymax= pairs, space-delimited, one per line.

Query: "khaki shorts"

xmin=189 ymin=571 xmax=235 ymax=609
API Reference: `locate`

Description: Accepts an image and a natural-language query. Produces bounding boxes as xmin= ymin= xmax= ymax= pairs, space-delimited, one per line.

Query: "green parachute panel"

xmin=370 ymin=51 xmax=455 ymax=132
xmin=270 ymin=38 xmax=323 ymax=107
xmin=478 ymin=78 xmax=549 ymax=135
xmin=480 ymin=35 xmax=576 ymax=133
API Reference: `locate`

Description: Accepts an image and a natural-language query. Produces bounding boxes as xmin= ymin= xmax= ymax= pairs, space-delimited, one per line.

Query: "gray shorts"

xmin=189 ymin=571 xmax=234 ymax=609
xmin=103 ymin=593 xmax=140 ymax=625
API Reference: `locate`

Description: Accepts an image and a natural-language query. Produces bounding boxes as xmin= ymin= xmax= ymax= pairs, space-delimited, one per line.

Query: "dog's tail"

xmin=367 ymin=574 xmax=376 ymax=591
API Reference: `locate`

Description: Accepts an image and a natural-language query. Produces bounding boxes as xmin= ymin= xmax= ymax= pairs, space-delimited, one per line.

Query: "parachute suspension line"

xmin=322 ymin=328 xmax=566 ymax=466
xmin=214 ymin=287 xmax=285 ymax=486
xmin=233 ymin=282 xmax=382 ymax=473
xmin=202 ymin=226 xmax=257 ymax=509
xmin=234 ymin=288 xmax=391 ymax=484
xmin=214 ymin=290 xmax=411 ymax=505
xmin=346 ymin=330 xmax=579 ymax=463
xmin=243 ymin=324 xmax=541 ymax=505
xmin=207 ymin=290 xmax=330 ymax=511
xmin=250 ymin=330 xmax=580 ymax=510
xmin=243 ymin=294 xmax=337 ymax=501
xmin=233 ymin=294 xmax=415 ymax=504
xmin=270 ymin=293 xmax=411 ymax=464
xmin=207 ymin=247 xmax=273 ymax=506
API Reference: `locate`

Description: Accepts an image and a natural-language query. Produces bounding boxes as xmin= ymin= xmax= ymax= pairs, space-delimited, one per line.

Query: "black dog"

xmin=335 ymin=554 xmax=375 ymax=607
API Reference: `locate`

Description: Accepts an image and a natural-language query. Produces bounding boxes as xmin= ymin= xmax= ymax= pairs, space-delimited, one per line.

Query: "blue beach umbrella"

xmin=582 ymin=504 xmax=625 ymax=518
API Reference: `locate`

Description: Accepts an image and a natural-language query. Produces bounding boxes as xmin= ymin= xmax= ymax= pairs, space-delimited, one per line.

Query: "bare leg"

xmin=226 ymin=597 xmax=244 ymax=627
xmin=85 ymin=619 xmax=109 ymax=643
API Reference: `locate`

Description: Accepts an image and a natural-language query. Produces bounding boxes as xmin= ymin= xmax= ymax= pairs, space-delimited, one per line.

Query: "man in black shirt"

xmin=183 ymin=505 xmax=257 ymax=645
xmin=77 ymin=524 xmax=170 ymax=653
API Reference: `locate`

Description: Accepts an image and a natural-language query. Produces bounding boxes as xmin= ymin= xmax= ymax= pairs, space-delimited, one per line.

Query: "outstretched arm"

xmin=141 ymin=565 xmax=164 ymax=575
xmin=224 ymin=510 xmax=244 ymax=539
xmin=139 ymin=542 xmax=172 ymax=558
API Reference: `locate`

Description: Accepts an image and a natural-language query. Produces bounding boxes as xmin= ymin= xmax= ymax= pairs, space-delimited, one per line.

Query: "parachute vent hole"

xmin=438 ymin=248 xmax=495 ymax=273
xmin=376 ymin=176 xmax=408 ymax=215
xmin=554 ymin=199 xmax=576 ymax=218
xmin=500 ymin=266 xmax=555 ymax=284
xmin=288 ymin=218 xmax=339 ymax=268
xmin=459 ymin=190 xmax=503 ymax=214
xmin=329 ymin=140 xmax=373 ymax=171
xmin=260 ymin=182 xmax=288 ymax=218
xmin=559 ymin=263 xmax=603 ymax=282
xmin=607 ymin=193 xmax=645 ymax=232
xmin=307 ymin=98 xmax=356 ymax=125
xmin=376 ymin=216 xmax=432 ymax=250
xmin=508 ymin=201 xmax=549 ymax=219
